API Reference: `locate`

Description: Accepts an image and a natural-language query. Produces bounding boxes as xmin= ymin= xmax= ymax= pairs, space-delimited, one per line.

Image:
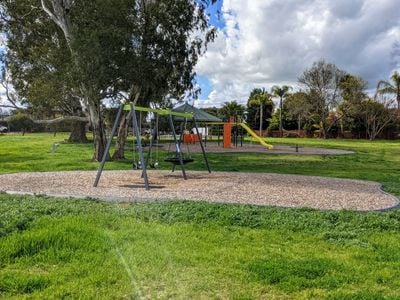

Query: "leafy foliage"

xmin=219 ymin=100 xmax=246 ymax=121
xmin=376 ymin=71 xmax=400 ymax=110
xmin=0 ymin=0 xmax=218 ymax=160
xmin=247 ymin=88 xmax=274 ymax=131
xmin=298 ymin=60 xmax=346 ymax=138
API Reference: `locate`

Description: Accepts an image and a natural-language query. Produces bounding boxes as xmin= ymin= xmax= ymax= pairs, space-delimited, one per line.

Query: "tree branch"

xmin=0 ymin=79 xmax=23 ymax=109
xmin=0 ymin=104 xmax=23 ymax=109
xmin=40 ymin=0 xmax=72 ymax=49
xmin=20 ymin=5 xmax=40 ymax=19
xmin=40 ymin=0 xmax=60 ymax=27
xmin=32 ymin=115 xmax=89 ymax=124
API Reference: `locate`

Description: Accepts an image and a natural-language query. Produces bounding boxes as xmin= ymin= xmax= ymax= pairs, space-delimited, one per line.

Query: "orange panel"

xmin=183 ymin=133 xmax=201 ymax=144
xmin=223 ymin=123 xmax=232 ymax=148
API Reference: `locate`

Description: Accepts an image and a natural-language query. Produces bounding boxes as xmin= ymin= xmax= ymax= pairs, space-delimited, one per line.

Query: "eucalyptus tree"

xmin=0 ymin=1 xmax=88 ymax=142
xmin=1 ymin=0 xmax=217 ymax=160
xmin=111 ymin=0 xmax=217 ymax=159
xmin=247 ymin=88 xmax=274 ymax=135
xmin=375 ymin=71 xmax=400 ymax=109
xmin=298 ymin=60 xmax=346 ymax=138
xmin=1 ymin=0 xmax=123 ymax=155
xmin=271 ymin=85 xmax=291 ymax=137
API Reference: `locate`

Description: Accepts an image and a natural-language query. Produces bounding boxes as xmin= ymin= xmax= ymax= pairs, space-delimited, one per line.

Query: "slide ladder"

xmin=239 ymin=123 xmax=273 ymax=150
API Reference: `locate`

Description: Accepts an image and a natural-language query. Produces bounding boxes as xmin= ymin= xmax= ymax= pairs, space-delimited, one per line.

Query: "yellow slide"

xmin=239 ymin=123 xmax=274 ymax=150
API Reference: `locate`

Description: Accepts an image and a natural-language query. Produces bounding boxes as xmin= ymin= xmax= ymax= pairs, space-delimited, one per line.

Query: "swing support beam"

xmin=93 ymin=104 xmax=211 ymax=190
xmin=123 ymin=105 xmax=192 ymax=118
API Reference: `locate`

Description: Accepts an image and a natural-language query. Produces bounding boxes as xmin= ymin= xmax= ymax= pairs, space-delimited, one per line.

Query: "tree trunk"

xmin=279 ymin=97 xmax=283 ymax=137
xmin=298 ymin=115 xmax=301 ymax=134
xmin=320 ymin=121 xmax=327 ymax=139
xmin=87 ymin=99 xmax=107 ymax=161
xmin=68 ymin=121 xmax=88 ymax=143
xmin=112 ymin=111 xmax=131 ymax=160
xmin=40 ymin=2 xmax=105 ymax=159
xmin=259 ymin=104 xmax=263 ymax=137
xmin=112 ymin=89 xmax=141 ymax=160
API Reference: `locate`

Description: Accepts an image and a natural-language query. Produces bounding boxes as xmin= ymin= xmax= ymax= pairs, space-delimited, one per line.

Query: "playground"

xmin=0 ymin=103 xmax=396 ymax=211
xmin=2 ymin=103 xmax=384 ymax=211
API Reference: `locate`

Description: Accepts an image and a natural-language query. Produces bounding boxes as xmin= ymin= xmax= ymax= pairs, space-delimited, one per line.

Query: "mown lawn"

xmin=0 ymin=133 xmax=400 ymax=298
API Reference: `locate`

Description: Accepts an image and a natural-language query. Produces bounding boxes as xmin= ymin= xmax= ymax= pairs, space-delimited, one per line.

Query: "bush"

xmin=7 ymin=113 xmax=34 ymax=134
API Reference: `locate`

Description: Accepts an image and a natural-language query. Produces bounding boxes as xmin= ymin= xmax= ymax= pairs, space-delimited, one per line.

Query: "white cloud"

xmin=196 ymin=0 xmax=400 ymax=107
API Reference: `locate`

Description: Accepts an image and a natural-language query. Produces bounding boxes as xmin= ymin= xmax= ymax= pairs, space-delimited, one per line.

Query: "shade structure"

xmin=172 ymin=103 xmax=222 ymax=122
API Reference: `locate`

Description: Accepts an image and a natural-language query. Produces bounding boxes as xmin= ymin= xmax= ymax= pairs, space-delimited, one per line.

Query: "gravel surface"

xmin=0 ymin=170 xmax=397 ymax=211
xmin=163 ymin=142 xmax=354 ymax=155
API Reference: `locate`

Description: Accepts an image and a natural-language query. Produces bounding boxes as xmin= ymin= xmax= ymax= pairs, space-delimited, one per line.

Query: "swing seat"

xmin=164 ymin=157 xmax=194 ymax=165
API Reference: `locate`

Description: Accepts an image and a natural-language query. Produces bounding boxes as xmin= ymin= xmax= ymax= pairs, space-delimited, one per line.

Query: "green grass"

xmin=1 ymin=196 xmax=400 ymax=298
xmin=1 ymin=133 xmax=400 ymax=298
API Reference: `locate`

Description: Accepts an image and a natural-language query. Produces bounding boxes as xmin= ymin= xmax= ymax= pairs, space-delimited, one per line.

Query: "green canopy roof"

xmin=172 ymin=103 xmax=222 ymax=122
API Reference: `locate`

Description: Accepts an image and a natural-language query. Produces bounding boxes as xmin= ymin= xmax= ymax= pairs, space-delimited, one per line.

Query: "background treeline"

xmin=205 ymin=60 xmax=400 ymax=140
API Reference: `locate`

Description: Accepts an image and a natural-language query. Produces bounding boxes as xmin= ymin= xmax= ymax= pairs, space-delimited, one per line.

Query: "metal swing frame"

xmin=93 ymin=103 xmax=211 ymax=190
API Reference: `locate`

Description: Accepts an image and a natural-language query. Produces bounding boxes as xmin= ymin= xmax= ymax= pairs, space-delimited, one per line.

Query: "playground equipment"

xmin=239 ymin=123 xmax=273 ymax=150
xmin=93 ymin=103 xmax=211 ymax=190
xmin=211 ymin=118 xmax=274 ymax=150
xmin=171 ymin=104 xmax=273 ymax=150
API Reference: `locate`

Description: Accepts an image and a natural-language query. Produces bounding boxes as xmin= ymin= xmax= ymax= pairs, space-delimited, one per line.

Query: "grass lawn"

xmin=0 ymin=133 xmax=400 ymax=298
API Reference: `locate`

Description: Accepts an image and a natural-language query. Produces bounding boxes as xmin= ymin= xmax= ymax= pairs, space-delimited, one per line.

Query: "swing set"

xmin=93 ymin=103 xmax=211 ymax=190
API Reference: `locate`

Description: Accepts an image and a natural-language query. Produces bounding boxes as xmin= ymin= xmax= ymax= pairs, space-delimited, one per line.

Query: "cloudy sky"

xmin=194 ymin=0 xmax=400 ymax=108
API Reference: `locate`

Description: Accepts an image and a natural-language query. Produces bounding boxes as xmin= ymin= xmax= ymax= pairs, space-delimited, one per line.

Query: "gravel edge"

xmin=2 ymin=170 xmax=400 ymax=212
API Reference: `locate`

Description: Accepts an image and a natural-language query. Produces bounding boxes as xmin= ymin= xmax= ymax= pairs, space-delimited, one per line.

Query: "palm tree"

xmin=248 ymin=89 xmax=272 ymax=136
xmin=271 ymin=85 xmax=292 ymax=137
xmin=375 ymin=71 xmax=400 ymax=109
xmin=219 ymin=101 xmax=246 ymax=121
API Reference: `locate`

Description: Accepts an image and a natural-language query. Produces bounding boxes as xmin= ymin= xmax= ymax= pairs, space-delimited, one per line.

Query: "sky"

xmin=1 ymin=1 xmax=399 ymax=112
xmin=193 ymin=0 xmax=400 ymax=108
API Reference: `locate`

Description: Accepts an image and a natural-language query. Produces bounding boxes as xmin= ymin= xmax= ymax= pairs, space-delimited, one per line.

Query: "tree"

xmin=285 ymin=91 xmax=312 ymax=133
xmin=338 ymin=74 xmax=368 ymax=137
xmin=1 ymin=1 xmax=88 ymax=143
xmin=110 ymin=0 xmax=217 ymax=159
xmin=7 ymin=112 xmax=34 ymax=135
xmin=219 ymin=101 xmax=246 ymax=121
xmin=363 ymin=98 xmax=399 ymax=140
xmin=375 ymin=71 xmax=400 ymax=110
xmin=271 ymin=85 xmax=291 ymax=137
xmin=1 ymin=0 xmax=217 ymax=160
xmin=247 ymin=88 xmax=274 ymax=135
xmin=298 ymin=60 xmax=346 ymax=138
